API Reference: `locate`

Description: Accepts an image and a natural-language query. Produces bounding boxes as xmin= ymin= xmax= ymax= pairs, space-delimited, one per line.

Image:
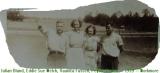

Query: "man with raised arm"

xmin=38 ymin=21 xmax=68 ymax=68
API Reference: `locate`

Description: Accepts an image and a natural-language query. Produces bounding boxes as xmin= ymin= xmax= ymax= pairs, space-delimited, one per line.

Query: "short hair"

xmin=56 ymin=20 xmax=64 ymax=24
xmin=105 ymin=24 xmax=112 ymax=29
xmin=85 ymin=25 xmax=96 ymax=35
xmin=70 ymin=19 xmax=82 ymax=28
xmin=56 ymin=20 xmax=64 ymax=26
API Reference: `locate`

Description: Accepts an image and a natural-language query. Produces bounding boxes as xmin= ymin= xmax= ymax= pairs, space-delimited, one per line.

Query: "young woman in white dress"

xmin=84 ymin=25 xmax=100 ymax=69
xmin=66 ymin=19 xmax=86 ymax=69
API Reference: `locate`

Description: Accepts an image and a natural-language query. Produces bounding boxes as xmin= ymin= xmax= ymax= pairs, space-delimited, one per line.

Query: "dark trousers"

xmin=101 ymin=54 xmax=119 ymax=70
xmin=47 ymin=51 xmax=66 ymax=68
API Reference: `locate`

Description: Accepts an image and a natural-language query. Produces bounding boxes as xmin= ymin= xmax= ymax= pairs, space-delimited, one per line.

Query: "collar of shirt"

xmin=72 ymin=29 xmax=80 ymax=33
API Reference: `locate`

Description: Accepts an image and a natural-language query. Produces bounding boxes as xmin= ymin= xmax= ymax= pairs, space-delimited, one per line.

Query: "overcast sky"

xmin=20 ymin=0 xmax=156 ymax=19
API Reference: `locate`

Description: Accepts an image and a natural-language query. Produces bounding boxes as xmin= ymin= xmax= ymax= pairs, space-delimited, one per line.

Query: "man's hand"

xmin=38 ymin=25 xmax=42 ymax=30
xmin=118 ymin=45 xmax=124 ymax=53
xmin=37 ymin=25 xmax=47 ymax=37
xmin=37 ymin=25 xmax=44 ymax=34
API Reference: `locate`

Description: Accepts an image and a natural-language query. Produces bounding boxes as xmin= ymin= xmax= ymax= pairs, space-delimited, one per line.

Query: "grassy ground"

xmin=6 ymin=34 xmax=156 ymax=70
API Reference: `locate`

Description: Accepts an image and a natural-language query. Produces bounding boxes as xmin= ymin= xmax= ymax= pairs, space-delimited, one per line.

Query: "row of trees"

xmin=83 ymin=9 xmax=159 ymax=32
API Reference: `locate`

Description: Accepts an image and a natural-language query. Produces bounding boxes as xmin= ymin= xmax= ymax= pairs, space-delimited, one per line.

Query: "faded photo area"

xmin=1 ymin=0 xmax=159 ymax=71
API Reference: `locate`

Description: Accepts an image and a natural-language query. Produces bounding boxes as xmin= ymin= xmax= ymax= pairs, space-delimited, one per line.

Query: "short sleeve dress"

xmin=84 ymin=35 xmax=100 ymax=69
xmin=65 ymin=30 xmax=86 ymax=69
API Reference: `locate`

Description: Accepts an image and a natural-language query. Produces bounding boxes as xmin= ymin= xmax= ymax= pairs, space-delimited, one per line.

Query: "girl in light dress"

xmin=84 ymin=25 xmax=100 ymax=69
xmin=65 ymin=19 xmax=86 ymax=69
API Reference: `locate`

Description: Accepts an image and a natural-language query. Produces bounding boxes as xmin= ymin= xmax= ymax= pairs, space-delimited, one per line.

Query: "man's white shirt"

xmin=43 ymin=27 xmax=67 ymax=53
xmin=102 ymin=32 xmax=123 ymax=57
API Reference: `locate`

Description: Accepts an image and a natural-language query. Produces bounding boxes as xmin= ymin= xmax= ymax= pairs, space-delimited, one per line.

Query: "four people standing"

xmin=38 ymin=19 xmax=124 ymax=70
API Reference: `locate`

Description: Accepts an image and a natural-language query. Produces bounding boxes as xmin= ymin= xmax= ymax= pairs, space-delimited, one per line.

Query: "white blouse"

xmin=84 ymin=36 xmax=100 ymax=51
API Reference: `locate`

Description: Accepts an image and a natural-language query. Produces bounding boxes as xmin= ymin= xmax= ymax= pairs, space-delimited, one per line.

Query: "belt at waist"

xmin=102 ymin=54 xmax=118 ymax=58
xmin=48 ymin=50 xmax=65 ymax=55
xmin=69 ymin=46 xmax=82 ymax=48
xmin=85 ymin=49 xmax=96 ymax=51
xmin=69 ymin=45 xmax=82 ymax=48
xmin=48 ymin=47 xmax=65 ymax=54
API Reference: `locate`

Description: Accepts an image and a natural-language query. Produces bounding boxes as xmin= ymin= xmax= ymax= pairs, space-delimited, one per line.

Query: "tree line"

xmin=83 ymin=9 xmax=159 ymax=32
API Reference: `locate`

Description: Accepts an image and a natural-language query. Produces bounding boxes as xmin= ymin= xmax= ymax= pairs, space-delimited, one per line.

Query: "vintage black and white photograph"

xmin=2 ymin=0 xmax=159 ymax=71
